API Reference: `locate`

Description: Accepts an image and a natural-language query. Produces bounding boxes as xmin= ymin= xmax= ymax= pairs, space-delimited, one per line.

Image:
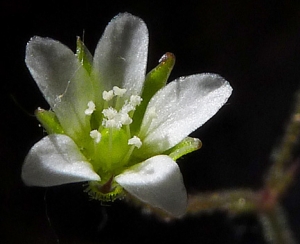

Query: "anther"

xmin=128 ymin=136 xmax=142 ymax=148
xmin=102 ymin=90 xmax=114 ymax=101
xmin=102 ymin=118 xmax=122 ymax=129
xmin=102 ymin=107 xmax=117 ymax=119
xmin=120 ymin=112 xmax=132 ymax=125
xmin=90 ymin=130 xmax=101 ymax=143
xmin=113 ymin=86 xmax=127 ymax=97
xmin=121 ymin=103 xmax=135 ymax=114
xmin=129 ymin=95 xmax=142 ymax=107
xmin=85 ymin=101 xmax=96 ymax=115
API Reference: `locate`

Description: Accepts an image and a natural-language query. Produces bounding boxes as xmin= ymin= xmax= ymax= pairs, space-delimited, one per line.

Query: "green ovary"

xmin=91 ymin=128 xmax=130 ymax=176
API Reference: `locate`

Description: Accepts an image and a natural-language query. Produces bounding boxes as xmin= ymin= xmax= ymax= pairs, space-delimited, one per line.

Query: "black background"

xmin=1 ymin=0 xmax=300 ymax=243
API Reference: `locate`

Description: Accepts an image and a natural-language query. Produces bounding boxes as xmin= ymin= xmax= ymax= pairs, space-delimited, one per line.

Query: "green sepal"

xmin=35 ymin=108 xmax=64 ymax=134
xmin=76 ymin=37 xmax=93 ymax=74
xmin=142 ymin=52 xmax=175 ymax=102
xmin=131 ymin=53 xmax=175 ymax=134
xmin=165 ymin=137 xmax=202 ymax=161
xmin=85 ymin=180 xmax=125 ymax=202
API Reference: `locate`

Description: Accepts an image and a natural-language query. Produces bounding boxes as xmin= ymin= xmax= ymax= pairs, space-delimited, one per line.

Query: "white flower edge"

xmin=25 ymin=36 xmax=94 ymax=139
xmin=93 ymin=12 xmax=149 ymax=99
xmin=22 ymin=134 xmax=187 ymax=217
xmin=115 ymin=155 xmax=187 ymax=217
xmin=25 ymin=13 xmax=149 ymax=139
xmin=139 ymin=73 xmax=233 ymax=155
xmin=22 ymin=134 xmax=100 ymax=186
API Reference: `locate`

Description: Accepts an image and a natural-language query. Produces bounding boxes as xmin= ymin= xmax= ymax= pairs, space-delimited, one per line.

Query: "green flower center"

xmin=82 ymin=86 xmax=147 ymax=201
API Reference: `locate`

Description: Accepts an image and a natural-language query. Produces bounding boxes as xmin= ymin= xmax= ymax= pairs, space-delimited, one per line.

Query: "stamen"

xmin=113 ymin=86 xmax=127 ymax=97
xmin=128 ymin=136 xmax=142 ymax=149
xmin=121 ymin=136 xmax=142 ymax=165
xmin=119 ymin=95 xmax=142 ymax=117
xmin=102 ymin=118 xmax=122 ymax=129
xmin=119 ymin=112 xmax=132 ymax=125
xmin=90 ymin=130 xmax=101 ymax=143
xmin=85 ymin=101 xmax=96 ymax=115
xmin=129 ymin=95 xmax=142 ymax=107
xmin=102 ymin=107 xmax=118 ymax=119
xmin=102 ymin=90 xmax=114 ymax=101
xmin=121 ymin=102 xmax=135 ymax=114
xmin=101 ymin=89 xmax=141 ymax=129
xmin=102 ymin=107 xmax=123 ymax=129
xmin=113 ymin=86 xmax=127 ymax=110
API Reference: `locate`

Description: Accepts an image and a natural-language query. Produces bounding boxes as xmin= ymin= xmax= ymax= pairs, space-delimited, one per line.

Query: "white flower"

xmin=21 ymin=13 xmax=232 ymax=217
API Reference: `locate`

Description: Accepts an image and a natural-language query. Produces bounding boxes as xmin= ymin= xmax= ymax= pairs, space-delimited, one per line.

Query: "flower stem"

xmin=266 ymin=92 xmax=300 ymax=192
xmin=186 ymin=189 xmax=257 ymax=215
xmin=258 ymin=205 xmax=296 ymax=244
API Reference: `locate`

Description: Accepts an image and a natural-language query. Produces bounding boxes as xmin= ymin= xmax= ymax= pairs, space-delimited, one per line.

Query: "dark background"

xmin=1 ymin=0 xmax=300 ymax=243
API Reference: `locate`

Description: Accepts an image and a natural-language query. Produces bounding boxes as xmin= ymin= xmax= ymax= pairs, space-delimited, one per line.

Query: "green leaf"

xmin=166 ymin=137 xmax=202 ymax=161
xmin=76 ymin=37 xmax=93 ymax=74
xmin=35 ymin=108 xmax=64 ymax=134
xmin=131 ymin=52 xmax=175 ymax=134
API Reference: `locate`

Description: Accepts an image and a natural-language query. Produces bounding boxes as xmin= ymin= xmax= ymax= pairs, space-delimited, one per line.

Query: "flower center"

xmin=84 ymin=86 xmax=143 ymax=177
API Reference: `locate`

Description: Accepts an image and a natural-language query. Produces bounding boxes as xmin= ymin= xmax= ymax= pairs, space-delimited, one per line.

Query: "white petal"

xmin=93 ymin=13 xmax=148 ymax=97
xmin=115 ymin=155 xmax=187 ymax=217
xmin=25 ymin=36 xmax=94 ymax=139
xmin=22 ymin=134 xmax=100 ymax=187
xmin=139 ymin=73 xmax=232 ymax=155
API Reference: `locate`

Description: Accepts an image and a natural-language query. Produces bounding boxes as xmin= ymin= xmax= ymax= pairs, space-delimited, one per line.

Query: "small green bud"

xmin=166 ymin=137 xmax=202 ymax=161
xmin=35 ymin=108 xmax=64 ymax=134
xmin=76 ymin=37 xmax=93 ymax=74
